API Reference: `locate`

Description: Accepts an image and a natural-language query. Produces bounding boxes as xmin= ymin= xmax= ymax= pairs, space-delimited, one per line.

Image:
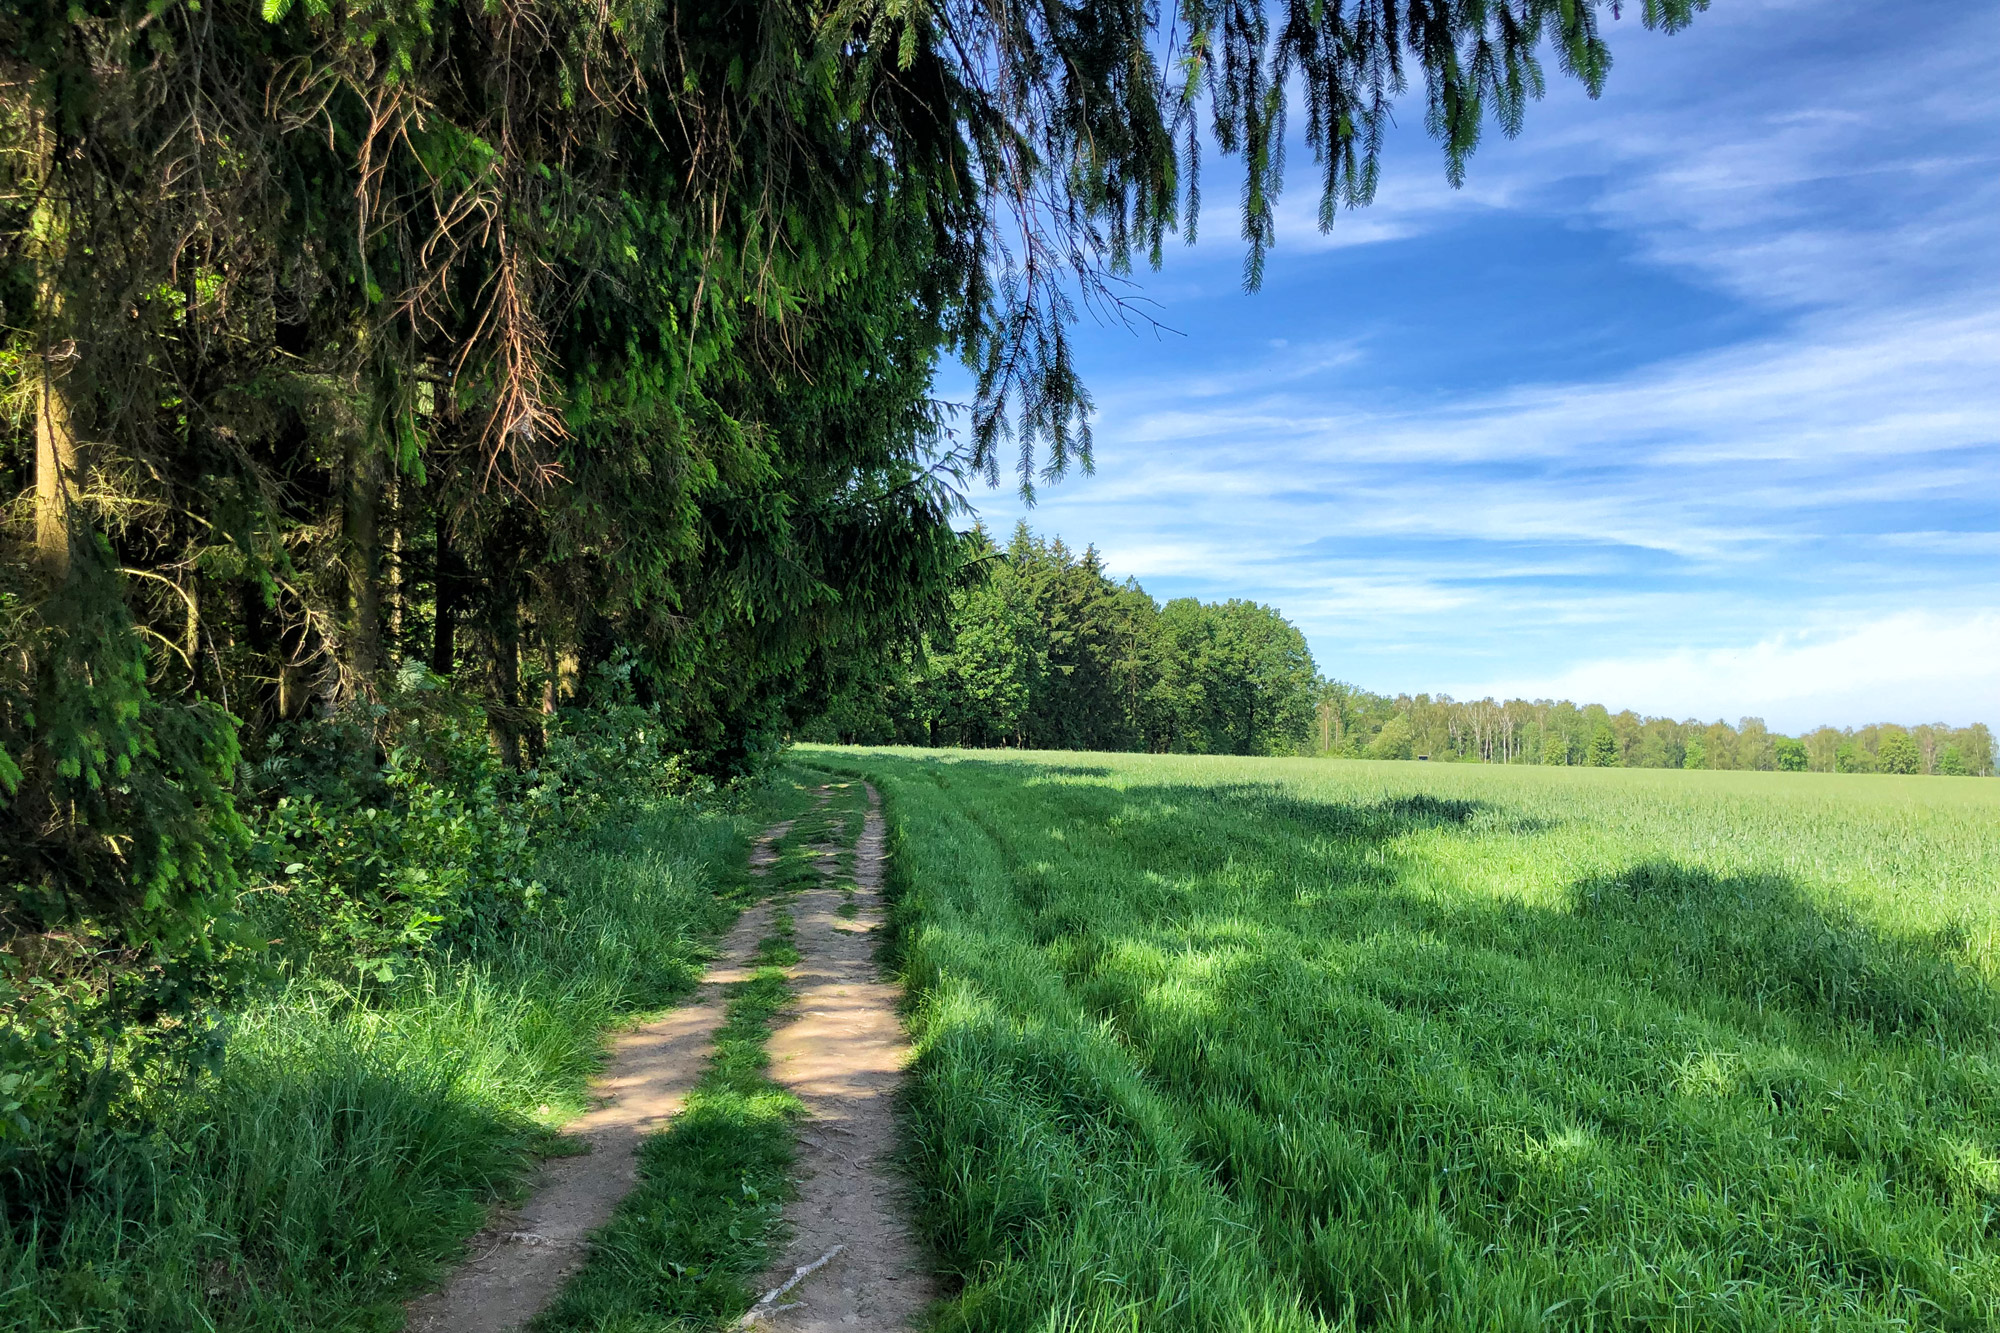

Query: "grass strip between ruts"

xmin=532 ymin=907 xmax=806 ymax=1330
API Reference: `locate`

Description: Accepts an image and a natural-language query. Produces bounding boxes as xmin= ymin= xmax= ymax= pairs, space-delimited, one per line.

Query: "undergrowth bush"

xmin=245 ymin=660 xmax=702 ymax=981
xmin=0 ymin=791 xmax=745 ymax=1333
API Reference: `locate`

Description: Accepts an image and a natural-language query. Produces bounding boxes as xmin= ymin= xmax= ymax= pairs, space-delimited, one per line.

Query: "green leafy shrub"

xmin=522 ymin=659 xmax=706 ymax=837
xmin=242 ymin=660 xmax=706 ymax=982
xmin=1586 ymin=725 xmax=1620 ymax=766
xmin=1836 ymin=741 xmax=1878 ymax=773
xmin=252 ymin=751 xmax=540 ymax=979
xmin=240 ymin=667 xmax=534 ymax=977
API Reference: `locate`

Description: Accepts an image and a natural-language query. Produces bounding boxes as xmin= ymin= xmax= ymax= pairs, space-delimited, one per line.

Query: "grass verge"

xmin=0 ymin=788 xmax=792 ymax=1333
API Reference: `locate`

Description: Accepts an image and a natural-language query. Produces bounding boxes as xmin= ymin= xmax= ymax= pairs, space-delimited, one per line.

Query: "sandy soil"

xmin=403 ymin=820 xmax=796 ymax=1333
xmin=740 ymin=785 xmax=938 ymax=1331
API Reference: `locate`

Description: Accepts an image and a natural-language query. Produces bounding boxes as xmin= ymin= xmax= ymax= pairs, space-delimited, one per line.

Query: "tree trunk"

xmin=541 ymin=624 xmax=560 ymax=715
xmin=241 ymin=578 xmax=279 ymax=727
xmin=483 ymin=526 xmax=525 ymax=769
xmin=278 ymin=618 xmax=312 ymax=720
xmin=388 ymin=474 xmax=404 ymax=664
xmin=432 ymin=510 xmax=461 ymax=677
xmin=487 ymin=595 xmax=523 ymax=770
xmin=31 ymin=126 xmax=80 ymax=585
xmin=519 ymin=604 xmax=547 ymax=764
xmin=342 ymin=435 xmax=383 ymax=693
xmin=34 ymin=362 xmax=80 ymax=583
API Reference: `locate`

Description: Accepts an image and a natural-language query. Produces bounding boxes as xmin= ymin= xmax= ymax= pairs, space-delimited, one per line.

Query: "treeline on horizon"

xmin=805 ymin=524 xmax=1319 ymax=755
xmin=806 ymin=526 xmax=1997 ymax=778
xmin=1321 ymin=687 xmax=1996 ymax=777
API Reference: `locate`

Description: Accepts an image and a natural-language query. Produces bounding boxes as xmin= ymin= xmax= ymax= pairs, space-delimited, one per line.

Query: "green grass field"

xmin=804 ymin=747 xmax=2000 ymax=1332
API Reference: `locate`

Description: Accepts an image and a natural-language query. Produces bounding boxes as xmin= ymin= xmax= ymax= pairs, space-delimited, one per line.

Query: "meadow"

xmin=804 ymin=748 xmax=2000 ymax=1332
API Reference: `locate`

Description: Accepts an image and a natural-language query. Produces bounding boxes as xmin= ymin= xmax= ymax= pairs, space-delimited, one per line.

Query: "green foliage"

xmin=245 ymin=665 xmax=711 ymax=978
xmin=0 ymin=791 xmax=749 ymax=1332
xmin=913 ymin=579 xmax=1037 ymax=748
xmin=1586 ymin=725 xmax=1620 ymax=766
xmin=1879 ymin=730 xmax=1922 ymax=775
xmin=1369 ymin=714 xmax=1417 ymax=761
xmin=822 ymin=747 xmax=2000 ymax=1330
xmin=253 ymin=750 xmax=541 ymax=976
xmin=1775 ymin=735 xmax=1809 ymax=771
xmin=1683 ymin=736 xmax=1708 ymax=770
xmin=808 ymin=525 xmax=1319 ymax=755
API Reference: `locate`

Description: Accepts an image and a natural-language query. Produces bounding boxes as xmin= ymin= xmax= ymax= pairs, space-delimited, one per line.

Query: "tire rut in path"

xmin=743 ymin=784 xmax=937 ymax=1331
xmin=404 ymin=819 xmax=797 ymax=1333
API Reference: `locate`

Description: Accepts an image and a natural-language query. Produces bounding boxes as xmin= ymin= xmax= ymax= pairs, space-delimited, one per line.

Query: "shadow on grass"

xmin=1 ymin=1047 xmax=537 ymax=1332
xmin=1147 ymin=782 xmax=1990 ymax=1042
xmin=916 ymin=756 xmax=1117 ymax=785
xmin=1572 ymin=860 xmax=1995 ymax=1041
xmin=851 ymin=750 xmax=2000 ymax=1331
xmin=874 ymin=752 xmax=1991 ymax=1045
xmin=1189 ymin=785 xmax=1551 ymax=837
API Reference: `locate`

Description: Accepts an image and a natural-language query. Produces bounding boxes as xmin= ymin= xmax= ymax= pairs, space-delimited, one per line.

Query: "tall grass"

xmin=1 ymin=801 xmax=747 ymax=1333
xmin=809 ymin=748 xmax=2000 ymax=1332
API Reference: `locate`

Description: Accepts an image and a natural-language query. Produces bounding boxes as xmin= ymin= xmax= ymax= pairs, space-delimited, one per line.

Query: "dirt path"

xmin=405 ymin=820 xmax=797 ymax=1333
xmin=740 ymin=784 xmax=937 ymax=1331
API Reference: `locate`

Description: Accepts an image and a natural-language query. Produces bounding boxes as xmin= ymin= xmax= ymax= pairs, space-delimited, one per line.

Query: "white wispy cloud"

xmin=1029 ymin=301 xmax=1999 ymax=561
xmin=966 ymin=1 xmax=2000 ymax=725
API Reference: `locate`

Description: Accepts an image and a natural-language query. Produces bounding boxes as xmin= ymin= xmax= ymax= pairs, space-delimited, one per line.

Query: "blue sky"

xmin=955 ymin=0 xmax=1999 ymax=733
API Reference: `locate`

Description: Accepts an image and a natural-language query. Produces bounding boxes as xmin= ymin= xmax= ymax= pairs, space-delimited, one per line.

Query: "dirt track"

xmin=739 ymin=784 xmax=936 ymax=1330
xmin=403 ymin=822 xmax=794 ymax=1333
xmin=406 ymin=789 xmax=934 ymax=1332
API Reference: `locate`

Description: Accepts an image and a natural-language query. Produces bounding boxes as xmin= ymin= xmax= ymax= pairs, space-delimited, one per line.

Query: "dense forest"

xmin=808 ymin=526 xmax=1997 ymax=778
